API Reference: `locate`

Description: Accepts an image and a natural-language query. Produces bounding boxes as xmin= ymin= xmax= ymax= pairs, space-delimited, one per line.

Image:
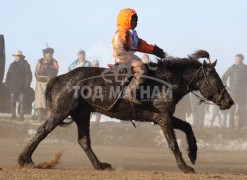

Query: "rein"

xmin=186 ymin=65 xmax=226 ymax=105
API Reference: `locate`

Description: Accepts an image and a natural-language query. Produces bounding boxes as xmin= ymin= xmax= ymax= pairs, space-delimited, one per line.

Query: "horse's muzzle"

xmin=219 ymin=99 xmax=234 ymax=110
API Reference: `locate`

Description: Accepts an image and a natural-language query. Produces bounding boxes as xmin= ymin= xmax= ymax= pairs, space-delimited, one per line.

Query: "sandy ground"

xmin=0 ymin=118 xmax=247 ymax=179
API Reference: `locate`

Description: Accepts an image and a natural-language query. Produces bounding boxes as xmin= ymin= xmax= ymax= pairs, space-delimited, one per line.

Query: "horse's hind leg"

xmin=71 ymin=109 xmax=112 ymax=170
xmin=172 ymin=116 xmax=197 ymax=164
xmin=18 ymin=112 xmax=67 ymax=166
xmin=158 ymin=116 xmax=195 ymax=173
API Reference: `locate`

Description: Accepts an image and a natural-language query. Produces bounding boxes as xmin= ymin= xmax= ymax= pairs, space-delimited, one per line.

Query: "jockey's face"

xmin=130 ymin=14 xmax=138 ymax=29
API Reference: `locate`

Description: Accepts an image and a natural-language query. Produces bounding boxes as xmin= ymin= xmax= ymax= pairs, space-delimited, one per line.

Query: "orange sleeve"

xmin=137 ymin=38 xmax=154 ymax=54
xmin=112 ymin=29 xmax=133 ymax=62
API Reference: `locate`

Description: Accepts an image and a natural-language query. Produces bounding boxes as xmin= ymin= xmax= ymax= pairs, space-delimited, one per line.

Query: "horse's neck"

xmin=162 ymin=67 xmax=198 ymax=104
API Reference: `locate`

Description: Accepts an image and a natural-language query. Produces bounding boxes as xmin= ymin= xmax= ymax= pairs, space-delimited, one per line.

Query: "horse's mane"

xmin=149 ymin=50 xmax=210 ymax=72
xmin=151 ymin=50 xmax=210 ymax=86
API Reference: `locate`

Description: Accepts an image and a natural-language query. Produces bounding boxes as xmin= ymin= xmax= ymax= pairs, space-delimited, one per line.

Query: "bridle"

xmin=186 ymin=65 xmax=226 ymax=105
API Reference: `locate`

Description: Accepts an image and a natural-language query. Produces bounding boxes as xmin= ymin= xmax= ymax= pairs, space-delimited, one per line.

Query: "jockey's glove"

xmin=153 ymin=45 xmax=167 ymax=59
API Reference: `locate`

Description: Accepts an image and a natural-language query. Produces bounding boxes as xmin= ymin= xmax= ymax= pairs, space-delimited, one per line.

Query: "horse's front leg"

xmin=158 ymin=115 xmax=195 ymax=174
xmin=172 ymin=116 xmax=197 ymax=165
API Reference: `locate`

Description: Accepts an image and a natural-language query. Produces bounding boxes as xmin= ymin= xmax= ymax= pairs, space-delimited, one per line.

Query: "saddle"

xmin=106 ymin=62 xmax=158 ymax=76
xmin=91 ymin=62 xmax=160 ymax=110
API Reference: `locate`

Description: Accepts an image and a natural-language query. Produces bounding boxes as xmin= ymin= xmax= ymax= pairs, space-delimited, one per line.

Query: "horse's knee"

xmin=185 ymin=122 xmax=193 ymax=132
xmin=36 ymin=120 xmax=57 ymax=136
xmin=164 ymin=133 xmax=179 ymax=152
xmin=78 ymin=137 xmax=90 ymax=150
xmin=168 ymin=141 xmax=178 ymax=151
xmin=36 ymin=125 xmax=46 ymax=135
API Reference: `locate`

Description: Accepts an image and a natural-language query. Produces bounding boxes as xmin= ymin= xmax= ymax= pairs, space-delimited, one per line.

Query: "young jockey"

xmin=112 ymin=8 xmax=166 ymax=104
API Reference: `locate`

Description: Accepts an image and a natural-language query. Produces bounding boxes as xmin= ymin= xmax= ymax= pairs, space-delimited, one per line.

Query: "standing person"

xmin=35 ymin=47 xmax=59 ymax=121
xmin=112 ymin=8 xmax=167 ymax=104
xmin=5 ymin=51 xmax=32 ymax=120
xmin=210 ymin=105 xmax=223 ymax=127
xmin=68 ymin=50 xmax=91 ymax=71
xmin=222 ymin=54 xmax=247 ymax=129
xmin=190 ymin=92 xmax=206 ymax=128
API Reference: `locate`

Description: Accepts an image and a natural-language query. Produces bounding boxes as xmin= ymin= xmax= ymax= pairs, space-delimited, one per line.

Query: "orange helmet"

xmin=117 ymin=8 xmax=137 ymax=29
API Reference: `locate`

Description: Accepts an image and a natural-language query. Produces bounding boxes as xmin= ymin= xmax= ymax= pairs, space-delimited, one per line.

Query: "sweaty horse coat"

xmin=18 ymin=50 xmax=234 ymax=173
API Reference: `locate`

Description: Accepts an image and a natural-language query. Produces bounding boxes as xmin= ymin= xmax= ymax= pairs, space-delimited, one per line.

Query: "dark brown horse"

xmin=18 ymin=50 xmax=233 ymax=173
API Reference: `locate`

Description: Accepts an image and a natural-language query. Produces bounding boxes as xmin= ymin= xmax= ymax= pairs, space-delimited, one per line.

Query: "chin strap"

xmin=190 ymin=91 xmax=216 ymax=105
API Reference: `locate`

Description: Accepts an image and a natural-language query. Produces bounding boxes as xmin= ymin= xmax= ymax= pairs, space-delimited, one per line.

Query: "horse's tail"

xmin=45 ymin=76 xmax=59 ymax=109
xmin=188 ymin=50 xmax=210 ymax=60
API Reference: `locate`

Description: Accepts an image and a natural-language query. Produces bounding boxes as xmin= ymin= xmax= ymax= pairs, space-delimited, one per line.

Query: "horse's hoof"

xmin=184 ymin=166 xmax=196 ymax=174
xmin=188 ymin=151 xmax=197 ymax=165
xmin=95 ymin=162 xmax=113 ymax=170
xmin=18 ymin=154 xmax=34 ymax=166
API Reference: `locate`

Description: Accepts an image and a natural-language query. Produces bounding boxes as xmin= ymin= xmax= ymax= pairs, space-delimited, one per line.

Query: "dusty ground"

xmin=0 ymin=118 xmax=247 ymax=179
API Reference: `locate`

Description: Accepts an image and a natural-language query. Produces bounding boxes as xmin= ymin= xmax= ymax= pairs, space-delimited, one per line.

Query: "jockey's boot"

xmin=123 ymin=60 xmax=148 ymax=105
xmin=123 ymin=78 xmax=142 ymax=105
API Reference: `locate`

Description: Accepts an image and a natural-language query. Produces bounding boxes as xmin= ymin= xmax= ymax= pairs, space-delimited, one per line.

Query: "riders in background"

xmin=35 ymin=47 xmax=59 ymax=121
xmin=112 ymin=8 xmax=167 ymax=104
xmin=68 ymin=50 xmax=91 ymax=71
xmin=222 ymin=54 xmax=247 ymax=129
xmin=5 ymin=51 xmax=32 ymax=120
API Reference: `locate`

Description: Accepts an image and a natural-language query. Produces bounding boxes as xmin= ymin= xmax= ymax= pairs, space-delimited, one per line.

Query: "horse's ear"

xmin=212 ymin=59 xmax=217 ymax=68
xmin=203 ymin=60 xmax=207 ymax=66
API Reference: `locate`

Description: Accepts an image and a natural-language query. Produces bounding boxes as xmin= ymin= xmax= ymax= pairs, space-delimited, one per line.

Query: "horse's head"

xmin=155 ymin=50 xmax=234 ymax=110
xmin=189 ymin=59 xmax=234 ymax=110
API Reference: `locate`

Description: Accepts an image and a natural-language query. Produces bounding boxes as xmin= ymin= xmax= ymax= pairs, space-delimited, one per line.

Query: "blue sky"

xmin=1 ymin=0 xmax=247 ymax=77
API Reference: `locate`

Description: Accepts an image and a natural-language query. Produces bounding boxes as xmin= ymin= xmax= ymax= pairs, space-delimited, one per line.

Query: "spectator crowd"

xmin=5 ymin=47 xmax=100 ymax=121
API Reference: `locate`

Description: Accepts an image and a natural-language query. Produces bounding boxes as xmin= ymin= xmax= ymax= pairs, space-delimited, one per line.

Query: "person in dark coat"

xmin=222 ymin=54 xmax=247 ymax=129
xmin=5 ymin=51 xmax=32 ymax=120
xmin=190 ymin=92 xmax=207 ymax=128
